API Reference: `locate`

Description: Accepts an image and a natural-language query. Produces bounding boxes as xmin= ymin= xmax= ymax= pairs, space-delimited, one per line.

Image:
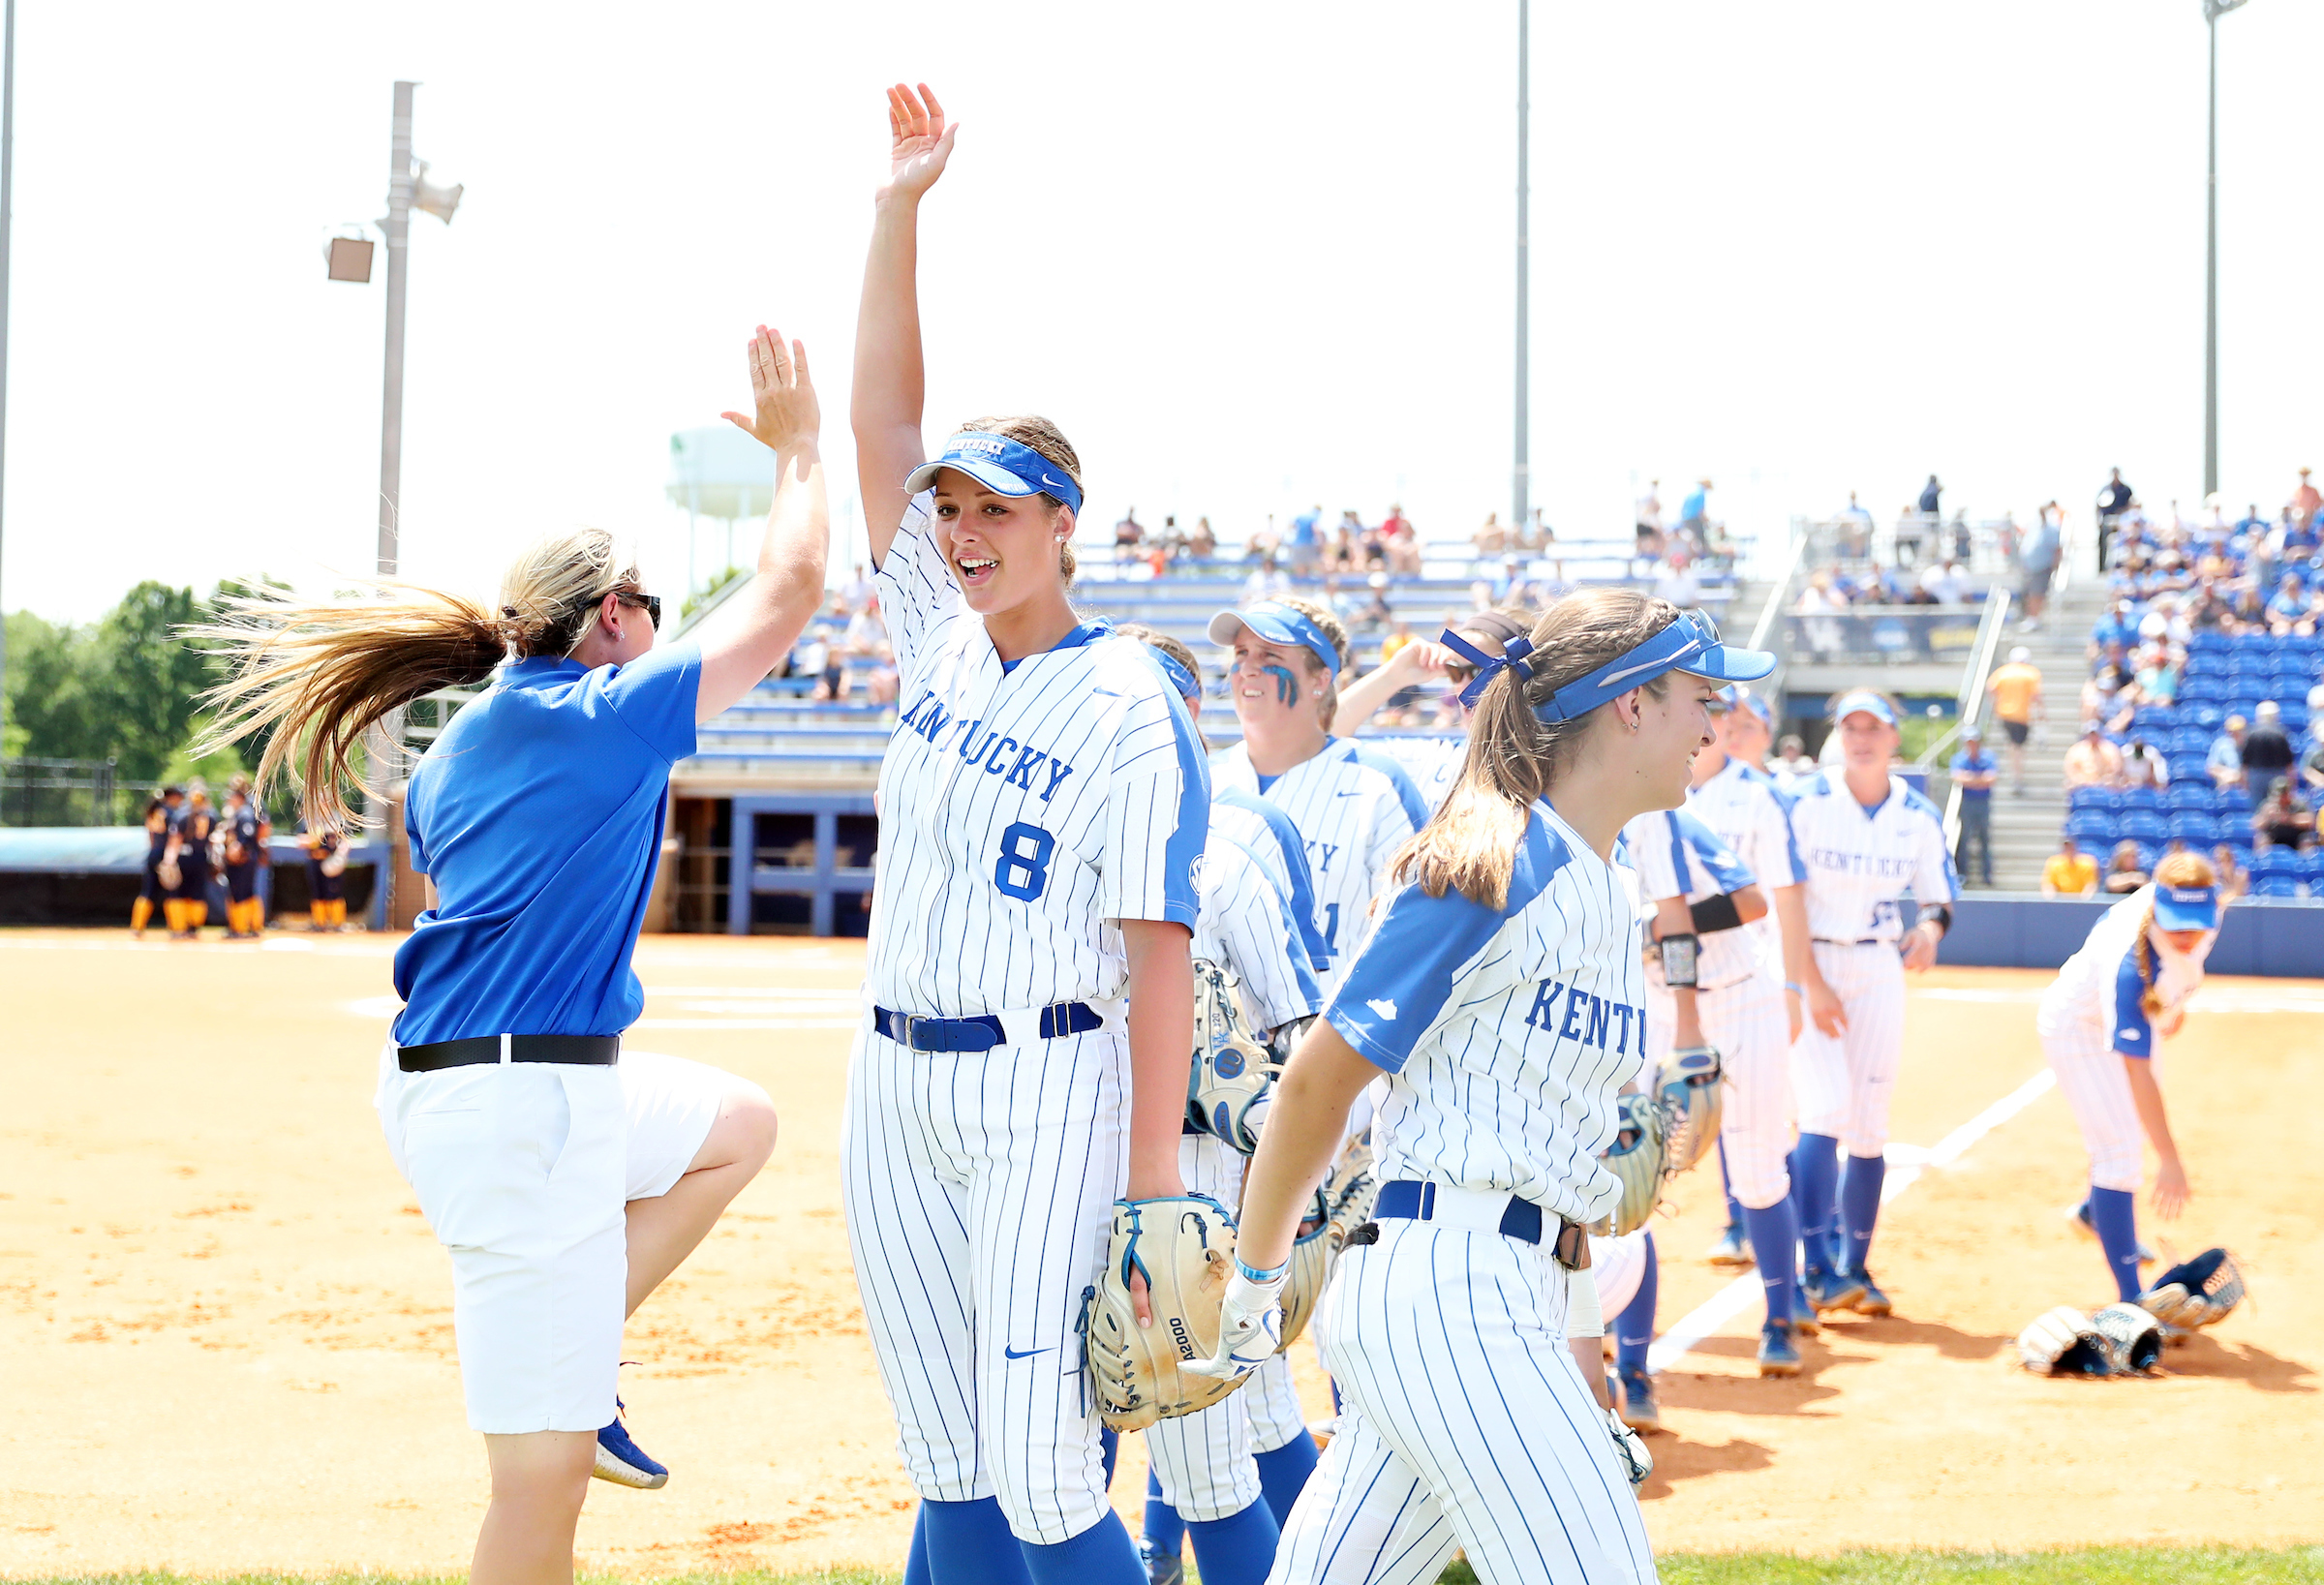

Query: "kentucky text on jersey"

xmin=1522 ymin=977 xmax=1646 ymax=1053
xmin=896 ymin=687 xmax=1078 ymax=801
xmin=1803 ymin=845 xmax=1920 ymax=879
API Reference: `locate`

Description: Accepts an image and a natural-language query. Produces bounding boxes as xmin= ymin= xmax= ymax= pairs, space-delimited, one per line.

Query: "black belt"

xmin=872 ymin=1001 xmax=1102 ymax=1053
xmin=397 ymin=1034 xmax=622 ymax=1073
xmin=1813 ymin=937 xmax=1884 ymax=947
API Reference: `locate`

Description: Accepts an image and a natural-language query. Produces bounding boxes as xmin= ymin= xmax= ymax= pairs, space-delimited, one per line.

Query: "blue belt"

xmin=1373 ymin=1179 xmax=1544 ymax=1245
xmin=872 ymin=1001 xmax=1103 ymax=1053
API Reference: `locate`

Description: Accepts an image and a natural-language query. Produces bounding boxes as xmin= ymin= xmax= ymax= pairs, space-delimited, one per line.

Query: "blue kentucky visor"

xmin=1207 ymin=601 xmax=1343 ymax=678
xmin=2153 ymin=884 xmax=2219 ymax=931
xmin=1830 ymin=688 xmax=1898 ymax=726
xmin=1531 ymin=610 xmax=1776 ymax=724
xmin=904 ymin=431 xmax=1085 ymax=516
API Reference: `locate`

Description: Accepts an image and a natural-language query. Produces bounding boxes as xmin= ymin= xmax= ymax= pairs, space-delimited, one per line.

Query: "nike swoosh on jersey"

xmin=1333 ymin=790 xmax=1361 ymax=798
xmin=1003 ymin=1345 xmax=1053 ymax=1359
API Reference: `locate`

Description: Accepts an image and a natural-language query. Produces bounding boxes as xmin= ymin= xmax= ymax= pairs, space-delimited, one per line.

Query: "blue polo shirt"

xmin=392 ymin=639 xmax=701 ymax=1045
xmin=1948 ymin=747 xmax=1996 ymax=803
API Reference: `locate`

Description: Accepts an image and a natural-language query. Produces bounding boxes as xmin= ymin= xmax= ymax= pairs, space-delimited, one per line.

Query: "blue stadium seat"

xmin=2135 ymin=842 xmax=2166 ymax=872
xmin=2168 ymin=725 xmax=2213 ymax=755
xmin=2121 ymin=785 xmax=2162 ymax=811
xmin=2251 ymin=846 xmax=2302 ymax=878
xmin=2162 ymin=782 xmax=2212 ymax=810
xmin=2186 ymin=702 xmax=2226 ymax=729
xmin=2298 ymin=849 xmax=2324 ymax=885
xmin=2072 ymin=786 xmax=2125 ymax=812
xmin=2167 ymin=811 xmax=2217 ymax=844
xmin=2131 ymin=706 xmax=2180 ymax=733
xmin=2121 ymin=809 xmax=2169 ymax=841
xmin=2181 ymin=676 xmax=2227 ymax=701
xmin=2251 ymin=873 xmax=2302 ymax=899
xmin=2065 ymin=809 xmax=2114 ymax=843
xmin=2210 ymin=785 xmax=2248 ymax=815
xmin=2189 ymin=629 xmax=2229 ymax=652
xmin=2167 ymin=752 xmax=2212 ymax=782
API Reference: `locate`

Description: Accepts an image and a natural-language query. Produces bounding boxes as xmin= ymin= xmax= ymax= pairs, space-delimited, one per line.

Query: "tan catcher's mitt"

xmin=1084 ymin=1195 xmax=1249 ymax=1431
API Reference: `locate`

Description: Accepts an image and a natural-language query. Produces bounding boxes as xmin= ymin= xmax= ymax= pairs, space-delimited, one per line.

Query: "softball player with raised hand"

xmin=2036 ymin=853 xmax=2219 ymax=1301
xmin=195 ymin=322 xmax=826 ymax=1583
xmin=848 ymin=85 xmax=1210 ymax=1585
xmin=1200 ymin=590 xmax=1775 ymax=1585
xmin=1208 ymin=598 xmax=1428 ymax=996
xmin=1122 ymin=627 xmax=1326 ymax=1584
xmin=1785 ymin=690 xmax=1958 ymax=1320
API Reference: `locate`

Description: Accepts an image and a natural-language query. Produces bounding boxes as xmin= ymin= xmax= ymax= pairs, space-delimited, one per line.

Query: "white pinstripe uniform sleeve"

xmin=1098 ymin=680 xmax=1206 ymax=928
xmin=1622 ymin=811 xmax=1683 ymax=904
xmin=1753 ymin=781 xmax=1808 ymax=887
xmin=1202 ymin=840 xmax=1323 ymax=1031
xmin=1911 ymin=799 xmax=1961 ymax=907
xmin=871 ymin=491 xmax=956 ymax=681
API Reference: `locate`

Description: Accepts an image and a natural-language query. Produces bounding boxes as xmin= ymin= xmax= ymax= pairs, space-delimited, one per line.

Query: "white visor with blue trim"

xmin=905 ymin=432 xmax=1085 ymax=516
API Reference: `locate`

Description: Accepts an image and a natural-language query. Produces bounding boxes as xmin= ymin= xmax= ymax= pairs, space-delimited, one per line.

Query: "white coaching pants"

xmin=841 ymin=1019 xmax=1128 ymax=1546
xmin=2038 ymin=1016 xmax=2150 ymax=1194
xmin=1269 ymin=1218 xmax=1659 ymax=1585
xmin=1790 ymin=942 xmax=1908 ymax=1157
xmin=1647 ymin=966 xmax=1793 ymax=1209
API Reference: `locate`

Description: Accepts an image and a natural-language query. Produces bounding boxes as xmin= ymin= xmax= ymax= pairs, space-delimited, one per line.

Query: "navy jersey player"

xmin=1785 ymin=690 xmax=1958 ymax=1321
xmin=1199 ymin=591 xmax=1775 ymax=1585
xmin=132 ymin=785 xmax=183 ymax=937
xmin=848 ymin=85 xmax=1215 ymax=1585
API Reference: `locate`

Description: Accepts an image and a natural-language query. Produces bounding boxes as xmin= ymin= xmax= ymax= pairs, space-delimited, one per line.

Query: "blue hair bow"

xmin=1440 ymin=627 xmax=1537 ymax=709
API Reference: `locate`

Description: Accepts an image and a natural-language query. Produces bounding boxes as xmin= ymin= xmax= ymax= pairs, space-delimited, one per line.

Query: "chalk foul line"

xmin=1645 ymin=1068 xmax=2058 ymax=1373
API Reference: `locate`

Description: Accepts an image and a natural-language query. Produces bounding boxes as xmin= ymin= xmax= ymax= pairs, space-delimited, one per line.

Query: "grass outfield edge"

xmin=15 ymin=1548 xmax=2324 ymax=1585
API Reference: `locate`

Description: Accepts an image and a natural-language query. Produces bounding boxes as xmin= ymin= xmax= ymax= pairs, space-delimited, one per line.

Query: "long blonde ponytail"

xmin=190 ymin=529 xmax=641 ymax=828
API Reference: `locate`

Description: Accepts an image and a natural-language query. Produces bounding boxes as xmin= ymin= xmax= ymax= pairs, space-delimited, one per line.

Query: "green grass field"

xmin=22 ymin=1553 xmax=2324 ymax=1585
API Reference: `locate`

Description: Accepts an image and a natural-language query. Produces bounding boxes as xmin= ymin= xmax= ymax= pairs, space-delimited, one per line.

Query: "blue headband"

xmin=903 ymin=431 xmax=1085 ymax=516
xmin=1145 ymin=647 xmax=1202 ymax=705
xmin=1523 ymin=611 xmax=1778 ymax=725
xmin=1440 ymin=627 xmax=1537 ymax=708
xmin=1206 ymin=601 xmax=1344 ymax=679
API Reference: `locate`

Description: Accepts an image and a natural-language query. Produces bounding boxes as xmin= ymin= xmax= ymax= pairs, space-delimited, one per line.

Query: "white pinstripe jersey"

xmin=1325 ymin=801 xmax=1648 ymax=1228
xmin=2036 ymin=888 xmax=2214 ymax=1051
xmin=1784 ymin=772 xmax=1959 ymax=944
xmin=868 ymin=494 xmax=1205 ymax=1014
xmin=1622 ymin=806 xmax=1764 ymax=991
xmin=1208 ymin=787 xmax=1334 ymax=973
xmin=1194 ymin=828 xmax=1323 ymax=1033
xmin=1210 ymin=737 xmax=1428 ymax=1000
xmin=1687 ymin=757 xmax=1804 ymax=963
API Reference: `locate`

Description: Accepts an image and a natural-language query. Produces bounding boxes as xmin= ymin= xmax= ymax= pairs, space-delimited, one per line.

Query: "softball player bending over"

xmin=849 ymin=85 xmax=1207 ymax=1585
xmin=196 ymin=323 xmax=827 ymax=1585
xmin=2035 ymin=853 xmax=2219 ymax=1302
xmin=1201 ymin=589 xmax=1775 ymax=1585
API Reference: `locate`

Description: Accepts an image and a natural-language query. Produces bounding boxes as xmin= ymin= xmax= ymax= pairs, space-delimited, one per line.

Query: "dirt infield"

xmin=3 ymin=928 xmax=2317 ymax=1575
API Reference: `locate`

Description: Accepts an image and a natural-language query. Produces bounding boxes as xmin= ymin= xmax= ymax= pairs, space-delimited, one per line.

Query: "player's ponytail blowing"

xmin=189 ymin=528 xmax=642 ymax=829
xmin=2134 ymin=851 xmax=2221 ymax=1013
xmin=1393 ymin=588 xmax=1682 ymax=909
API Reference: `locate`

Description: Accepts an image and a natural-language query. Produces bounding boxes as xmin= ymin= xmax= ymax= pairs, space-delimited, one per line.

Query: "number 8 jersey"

xmin=868 ymin=492 xmax=1207 ymax=1015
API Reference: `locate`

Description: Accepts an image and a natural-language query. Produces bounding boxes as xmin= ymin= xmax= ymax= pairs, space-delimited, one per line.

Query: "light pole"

xmin=374 ymin=81 xmax=462 ymax=579
xmin=0 ymin=0 xmax=15 ymax=747
xmin=2204 ymin=0 xmax=2250 ymax=500
xmin=1514 ymin=0 xmax=1530 ymax=537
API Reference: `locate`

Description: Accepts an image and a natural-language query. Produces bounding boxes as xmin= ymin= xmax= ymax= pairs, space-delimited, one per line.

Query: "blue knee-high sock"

xmin=1793 ymin=1133 xmax=1841 ymax=1276
xmin=2088 ymin=1185 xmax=2145 ymax=1302
xmin=1740 ymin=1197 xmax=1801 ymax=1326
xmin=1098 ymin=1426 xmax=1118 ymax=1490
xmin=1253 ymin=1432 xmax=1320 ymax=1526
xmin=1020 ymin=1509 xmax=1144 ymax=1584
xmin=914 ymin=1498 xmax=1036 ymax=1585
xmin=1184 ymin=1497 xmax=1281 ymax=1585
xmin=1839 ymin=1152 xmax=1886 ymax=1274
xmin=1615 ymin=1230 xmax=1658 ymax=1375
xmin=1143 ymin=1467 xmax=1185 ymax=1559
xmin=1718 ymin=1136 xmax=1745 ymax=1231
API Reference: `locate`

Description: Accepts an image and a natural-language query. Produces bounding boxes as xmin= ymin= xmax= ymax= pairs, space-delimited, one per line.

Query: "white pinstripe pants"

xmin=1269 ymin=1222 xmax=1659 ymax=1585
xmin=1647 ymin=966 xmax=1793 ymax=1208
xmin=840 ymin=1021 xmax=1127 ymax=1545
xmin=2038 ymin=1017 xmax=2149 ymax=1193
xmin=1789 ymin=941 xmax=1907 ymax=1157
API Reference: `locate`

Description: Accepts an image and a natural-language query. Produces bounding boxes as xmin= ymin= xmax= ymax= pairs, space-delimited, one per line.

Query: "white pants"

xmin=1269 ymin=1220 xmax=1659 ymax=1585
xmin=1647 ymin=967 xmax=1793 ymax=1208
xmin=1589 ymin=1229 xmax=1650 ymax=1323
xmin=375 ymin=1046 xmax=729 ymax=1434
xmin=2039 ymin=1016 xmax=2150 ymax=1193
xmin=1790 ymin=942 xmax=1907 ymax=1156
xmin=841 ymin=1018 xmax=1128 ymax=1545
xmin=1145 ymin=1131 xmax=1268 ymax=1522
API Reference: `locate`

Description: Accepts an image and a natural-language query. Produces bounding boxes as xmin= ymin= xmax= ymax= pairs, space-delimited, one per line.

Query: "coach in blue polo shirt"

xmin=1949 ymin=724 xmax=1999 ymax=887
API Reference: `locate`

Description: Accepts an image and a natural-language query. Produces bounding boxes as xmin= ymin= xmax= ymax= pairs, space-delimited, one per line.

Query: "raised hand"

xmin=882 ymin=81 xmax=958 ymax=201
xmin=721 ymin=325 xmax=819 ymax=455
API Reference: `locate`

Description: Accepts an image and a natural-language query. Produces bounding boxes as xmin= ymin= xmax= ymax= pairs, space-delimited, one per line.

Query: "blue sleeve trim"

xmin=1676 ymin=807 xmax=1756 ymax=893
xmin=1156 ymin=682 xmax=1210 ymax=928
xmin=1345 ymin=741 xmax=1431 ymax=831
xmin=1221 ymin=786 xmax=1332 ymax=965
xmin=2111 ymin=946 xmax=2155 ymax=1057
xmin=1903 ymin=784 xmax=1963 ymax=900
xmin=1662 ymin=812 xmax=1693 ymax=900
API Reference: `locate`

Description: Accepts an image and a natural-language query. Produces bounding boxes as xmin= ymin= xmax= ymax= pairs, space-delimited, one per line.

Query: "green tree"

xmin=3 ymin=610 xmax=104 ymax=762
xmin=85 ymin=582 xmax=215 ymax=787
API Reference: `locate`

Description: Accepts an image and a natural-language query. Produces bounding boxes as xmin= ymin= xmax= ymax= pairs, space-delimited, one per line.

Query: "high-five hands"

xmin=721 ymin=325 xmax=818 ymax=455
xmin=882 ymin=82 xmax=958 ymax=202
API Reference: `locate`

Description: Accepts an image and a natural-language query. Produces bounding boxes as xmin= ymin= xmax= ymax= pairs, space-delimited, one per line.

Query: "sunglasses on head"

xmin=615 ymin=592 xmax=662 ymax=630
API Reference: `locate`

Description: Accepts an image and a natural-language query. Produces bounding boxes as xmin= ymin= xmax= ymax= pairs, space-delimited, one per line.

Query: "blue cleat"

xmin=1842 ymin=1267 xmax=1893 ymax=1319
xmin=594 ymin=1399 xmax=668 ymax=1489
xmin=1799 ymin=1267 xmax=1869 ymax=1315
xmin=1138 ymin=1537 xmax=1185 ymax=1585
xmin=1789 ymin=1284 xmax=1820 ymax=1337
xmin=1758 ymin=1319 xmax=1802 ymax=1378
xmin=1704 ymin=1223 xmax=1753 ymax=1266
xmin=1617 ymin=1365 xmax=1661 ymax=1434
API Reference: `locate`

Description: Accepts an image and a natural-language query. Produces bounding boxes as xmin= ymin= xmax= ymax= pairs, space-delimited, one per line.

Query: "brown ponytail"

xmin=189 ymin=528 xmax=640 ymax=828
xmin=1393 ymin=587 xmax=1681 ymax=908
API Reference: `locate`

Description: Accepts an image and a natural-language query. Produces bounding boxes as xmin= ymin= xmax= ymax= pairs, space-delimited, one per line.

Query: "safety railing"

xmin=1924 ymin=588 xmax=2014 ymax=850
xmin=1783 ymin=603 xmax=1997 ymax=666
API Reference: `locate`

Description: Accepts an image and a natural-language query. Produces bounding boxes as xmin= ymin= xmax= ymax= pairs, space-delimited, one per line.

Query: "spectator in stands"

xmin=1949 ymin=723 xmax=1998 ymax=887
xmin=791 ymin=623 xmax=832 ymax=699
xmin=1241 ymin=553 xmax=1291 ymax=606
xmin=1634 ymin=482 xmax=1663 ymax=567
xmin=1381 ymin=503 xmax=1422 ymax=574
xmin=2241 ymin=701 xmax=2296 ymax=808
xmin=2101 ymin=839 xmax=2150 ymax=896
xmin=2300 ymin=694 xmax=2324 ymax=791
xmin=1924 ymin=560 xmax=1969 ymax=605
xmin=1986 ymin=644 xmax=2045 ymax=794
xmin=1475 ymin=510 xmax=1508 ymax=562
xmin=1773 ymin=734 xmax=1816 ymax=780
xmin=2042 ymin=836 xmax=2099 ymax=899
xmin=2019 ymin=503 xmax=2063 ymax=630
xmin=2252 ymin=777 xmax=2314 ymax=851
xmin=2209 ymin=713 xmax=2248 ymax=795
xmin=1836 ymin=492 xmax=1874 ymax=558
xmin=1917 ymin=474 xmax=1942 ymax=519
xmin=2122 ymin=737 xmax=2169 ymax=790
xmin=2267 ymin=572 xmax=2315 ymax=636
xmin=2064 ymin=722 xmax=2126 ymax=790
xmin=2212 ymin=843 xmax=2249 ymax=901
xmin=1287 ymin=503 xmax=1322 ymax=570
xmin=2293 ymin=467 xmax=2321 ymax=531
xmin=2090 ymin=598 xmax=2141 ymax=656
xmin=1354 ymin=571 xmax=1393 ymax=632
xmin=2096 ymin=469 xmax=2133 ymax=567
xmin=1675 ymin=477 xmax=1713 ymax=554
xmin=1652 ymin=549 xmax=1700 ymax=611
xmin=1113 ymin=505 xmax=1145 ymax=564
xmin=1188 ymin=516 xmax=1217 ymax=560
xmin=2132 ymin=643 xmax=2180 ymax=708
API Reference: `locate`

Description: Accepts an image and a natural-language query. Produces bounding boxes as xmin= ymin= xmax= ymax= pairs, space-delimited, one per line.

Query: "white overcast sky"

xmin=4 ymin=0 xmax=2322 ymax=625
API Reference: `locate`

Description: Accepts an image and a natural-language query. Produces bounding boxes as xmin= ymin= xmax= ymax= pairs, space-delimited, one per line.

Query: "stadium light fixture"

xmin=2203 ymin=0 xmax=2253 ymax=498
xmin=323 ymin=226 xmax=375 ymax=283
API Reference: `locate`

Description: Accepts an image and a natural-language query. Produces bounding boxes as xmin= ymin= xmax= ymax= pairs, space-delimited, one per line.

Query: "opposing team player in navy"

xmin=1197 ymin=590 xmax=1776 ymax=1585
xmin=196 ymin=321 xmax=825 ymax=1583
xmin=848 ymin=85 xmax=1211 ymax=1585
xmin=1784 ymin=690 xmax=1958 ymax=1321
